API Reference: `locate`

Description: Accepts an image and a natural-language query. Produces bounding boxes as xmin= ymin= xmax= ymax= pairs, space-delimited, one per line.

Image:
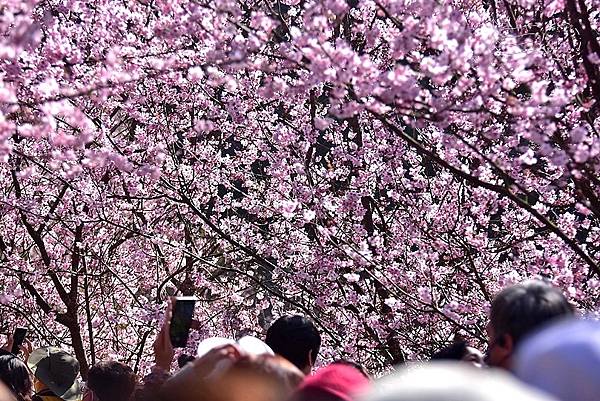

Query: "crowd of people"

xmin=0 ymin=279 xmax=598 ymax=401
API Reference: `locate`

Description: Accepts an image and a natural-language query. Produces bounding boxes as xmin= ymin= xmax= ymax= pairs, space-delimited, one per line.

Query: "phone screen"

xmin=11 ymin=328 xmax=27 ymax=355
xmin=169 ymin=298 xmax=196 ymax=348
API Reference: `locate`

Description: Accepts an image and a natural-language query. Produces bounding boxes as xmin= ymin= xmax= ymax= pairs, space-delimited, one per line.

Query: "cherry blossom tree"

xmin=0 ymin=0 xmax=598 ymax=375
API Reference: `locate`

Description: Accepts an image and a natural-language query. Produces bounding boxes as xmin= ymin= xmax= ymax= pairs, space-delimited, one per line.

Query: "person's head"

xmin=225 ymin=354 xmax=305 ymax=400
xmin=27 ymin=347 xmax=81 ymax=401
xmin=0 ymin=354 xmax=33 ymax=401
xmin=162 ymin=350 xmax=304 ymax=401
xmin=361 ymin=362 xmax=557 ymax=401
xmin=514 ymin=318 xmax=600 ymax=401
xmin=431 ymin=341 xmax=484 ymax=367
xmin=291 ymin=363 xmax=370 ymax=401
xmin=85 ymin=361 xmax=136 ymax=401
xmin=486 ymin=280 xmax=573 ymax=369
xmin=265 ymin=315 xmax=321 ymax=374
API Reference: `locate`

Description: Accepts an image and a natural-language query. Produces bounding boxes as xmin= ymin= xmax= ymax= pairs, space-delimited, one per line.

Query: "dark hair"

xmin=177 ymin=354 xmax=195 ymax=369
xmin=0 ymin=354 xmax=33 ymax=401
xmin=490 ymin=280 xmax=574 ymax=345
xmin=430 ymin=341 xmax=468 ymax=361
xmin=265 ymin=315 xmax=321 ymax=371
xmin=87 ymin=361 xmax=136 ymax=401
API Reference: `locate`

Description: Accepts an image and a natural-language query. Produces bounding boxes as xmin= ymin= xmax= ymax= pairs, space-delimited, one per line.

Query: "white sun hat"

xmin=194 ymin=335 xmax=274 ymax=380
xmin=196 ymin=335 xmax=274 ymax=358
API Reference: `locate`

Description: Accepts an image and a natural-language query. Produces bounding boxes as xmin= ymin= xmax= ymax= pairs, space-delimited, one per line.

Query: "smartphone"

xmin=169 ymin=297 xmax=196 ymax=348
xmin=11 ymin=327 xmax=27 ymax=355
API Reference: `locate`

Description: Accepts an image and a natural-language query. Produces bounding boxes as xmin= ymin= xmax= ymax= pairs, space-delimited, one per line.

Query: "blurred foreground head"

xmin=161 ymin=343 xmax=304 ymax=401
xmin=360 ymin=362 xmax=557 ymax=401
xmin=514 ymin=318 xmax=600 ymax=401
xmin=486 ymin=280 xmax=573 ymax=369
xmin=217 ymin=354 xmax=304 ymax=401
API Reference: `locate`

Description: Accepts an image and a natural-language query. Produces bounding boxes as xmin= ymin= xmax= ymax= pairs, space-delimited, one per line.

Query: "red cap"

xmin=298 ymin=364 xmax=370 ymax=401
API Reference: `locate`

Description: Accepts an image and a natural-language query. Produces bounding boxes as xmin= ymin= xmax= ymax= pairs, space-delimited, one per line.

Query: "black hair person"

xmin=486 ymin=279 xmax=573 ymax=369
xmin=265 ymin=316 xmax=321 ymax=374
xmin=86 ymin=361 xmax=136 ymax=401
xmin=0 ymin=354 xmax=33 ymax=401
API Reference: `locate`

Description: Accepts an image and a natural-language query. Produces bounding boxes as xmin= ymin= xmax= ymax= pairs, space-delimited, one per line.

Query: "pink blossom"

xmin=570 ymin=126 xmax=588 ymax=143
xmin=279 ymin=200 xmax=299 ymax=218
xmin=303 ymin=210 xmax=316 ymax=222
xmin=587 ymin=53 xmax=600 ymax=65
xmin=344 ymin=273 xmax=360 ymax=283
xmin=314 ymin=117 xmax=332 ymax=130
xmin=188 ymin=66 xmax=204 ymax=82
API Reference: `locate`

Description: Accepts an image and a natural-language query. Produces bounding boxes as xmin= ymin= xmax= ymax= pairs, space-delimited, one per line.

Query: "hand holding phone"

xmin=154 ymin=299 xmax=175 ymax=370
xmin=169 ymin=297 xmax=197 ymax=348
xmin=11 ymin=328 xmax=27 ymax=355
